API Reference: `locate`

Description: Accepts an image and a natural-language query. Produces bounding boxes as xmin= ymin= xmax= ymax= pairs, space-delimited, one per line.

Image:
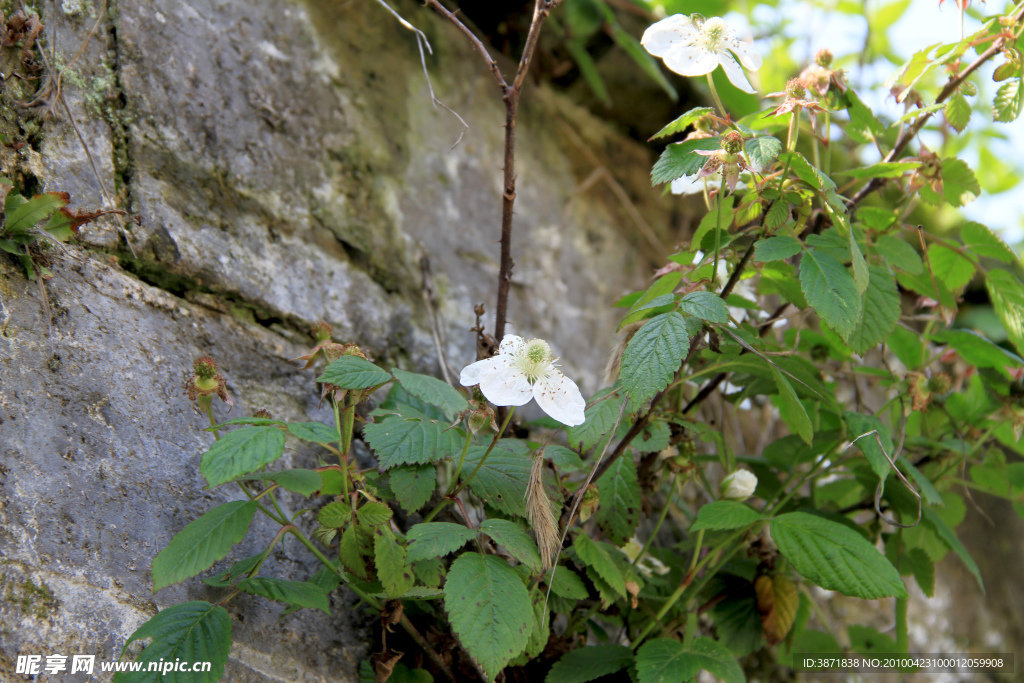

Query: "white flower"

xmin=460 ymin=335 xmax=586 ymax=427
xmin=720 ymin=469 xmax=758 ymax=500
xmin=641 ymin=15 xmax=762 ymax=94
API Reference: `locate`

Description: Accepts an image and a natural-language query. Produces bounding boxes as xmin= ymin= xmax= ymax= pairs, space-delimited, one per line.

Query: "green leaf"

xmin=200 ymin=426 xmax=286 ymax=488
xmin=844 ymin=411 xmax=894 ymax=481
xmin=986 ymin=270 xmax=1024 ymax=355
xmin=850 ymin=231 xmax=869 ymax=295
xmin=573 ymin=535 xmax=625 ymax=598
xmin=800 ymin=249 xmax=863 ymax=341
xmin=390 ymin=464 xmax=437 ymax=513
xmin=317 ymin=356 xmax=391 ymax=390
xmin=939 ymin=158 xmax=980 ymax=207
xmin=595 ymin=455 xmax=641 ymax=545
xmin=636 ymin=637 xmax=744 ymax=683
xmin=3 ymin=192 xmax=68 ymax=234
xmin=771 ymin=366 xmax=813 ymax=446
xmin=568 ymin=391 xmax=626 ymax=452
xmin=961 ymin=222 xmax=1016 ymax=263
xmin=317 ymin=500 xmax=350 ymax=528
xmin=994 ymin=79 xmax=1023 ymax=122
xmin=480 ymin=519 xmax=542 ymax=573
xmin=650 ymin=107 xmax=715 ymax=140
xmin=152 ymin=501 xmax=258 ymax=590
xmin=237 ymin=577 xmax=330 ymax=613
xmin=363 ymin=418 xmax=463 ymax=470
xmin=927 ymin=244 xmax=975 ymax=291
xmin=374 ymin=527 xmax=415 ymax=598
xmin=651 ymin=138 xmax=721 ymax=186
xmin=357 ymin=501 xmax=393 ymax=527
xmin=679 ymin=291 xmax=729 ymax=323
xmin=619 ymin=273 xmax=683 ymax=330
xmin=407 ymin=522 xmax=477 ymax=562
xmin=837 ymin=161 xmax=921 ymax=180
xmin=633 ymin=420 xmax=671 ymax=453
xmin=848 ymin=264 xmax=902 ymax=355
xmin=764 ymin=200 xmax=791 ymax=231
xmin=287 ymin=421 xmax=340 ymax=444
xmin=462 ymin=439 xmax=533 ymax=517
xmin=444 ymin=553 xmax=533 ymax=681
xmin=780 ymin=152 xmax=844 ymax=214
xmin=744 ymin=136 xmax=782 ymax=168
xmin=876 ymin=235 xmax=923 ymax=275
xmin=546 ymin=566 xmax=589 ymax=599
xmin=771 ymin=512 xmax=907 ymax=599
xmin=238 ymin=469 xmax=323 ymax=496
xmin=392 ymin=368 xmax=469 ymax=421
xmin=545 ymin=644 xmax=634 ymax=683
xmin=565 ymin=38 xmax=611 ymax=106
xmin=620 ymin=312 xmax=693 ymax=405
xmin=116 ymin=602 xmax=231 ymax=682
xmin=691 ymin=500 xmax=761 ymax=531
xmin=203 ymin=552 xmax=266 ymax=587
xmin=930 ymin=329 xmax=1023 ymax=368
xmin=907 ymin=547 xmax=935 ymax=597
xmin=944 ymin=92 xmax=971 ymax=132
xmin=545 ymin=445 xmax=584 ymax=472
xmin=754 ymin=235 xmax=802 ymax=262
xmin=921 ymin=507 xmax=983 ymax=592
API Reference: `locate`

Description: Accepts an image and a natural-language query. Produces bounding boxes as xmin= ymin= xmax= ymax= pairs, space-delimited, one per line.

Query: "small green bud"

xmin=928 ymin=372 xmax=952 ymax=394
xmin=785 ymin=78 xmax=806 ymax=99
xmin=193 ymin=356 xmax=218 ymax=381
xmin=721 ymin=131 xmax=744 ymax=155
xmin=815 ymin=48 xmax=833 ymax=67
xmin=310 ymin=321 xmax=333 ymax=343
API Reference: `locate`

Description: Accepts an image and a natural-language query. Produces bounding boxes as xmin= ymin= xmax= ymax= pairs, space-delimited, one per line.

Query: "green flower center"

xmin=516 ymin=339 xmax=553 ymax=383
xmin=700 ymin=17 xmax=727 ymax=51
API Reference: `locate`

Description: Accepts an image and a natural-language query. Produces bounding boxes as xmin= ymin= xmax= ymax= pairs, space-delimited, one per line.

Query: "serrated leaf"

xmin=545 ymin=445 xmax=584 ymax=472
xmin=927 ymin=243 xmax=975 ymax=291
xmin=651 ymin=138 xmax=721 ymax=186
xmin=546 ymin=644 xmax=634 ymax=683
xmin=444 ymin=553 xmax=533 ymax=680
xmin=392 ymin=368 xmax=469 ymax=421
xmin=754 ymin=235 xmax=801 ymax=262
xmin=546 ymin=566 xmax=589 ymax=599
xmin=944 ymin=92 xmax=971 ymax=132
xmin=987 ymin=270 xmax=1024 ymax=355
xmin=568 ymin=390 xmax=626 ymax=452
xmin=876 ymin=234 xmax=923 ymax=274
xmin=837 ymin=161 xmax=921 ymax=180
xmin=317 ymin=501 xmax=351 ymax=528
xmin=573 ymin=535 xmax=625 ymax=598
xmin=374 ymin=528 xmax=414 ymax=598
xmin=764 ymin=200 xmax=791 ymax=231
xmin=771 ymin=512 xmax=907 ymax=599
xmin=781 ymin=152 xmax=845 ymax=214
xmin=940 ymin=158 xmax=980 ymax=207
xmin=620 ymin=312 xmax=693 ymax=405
xmin=848 ymin=264 xmax=901 ymax=355
xmin=237 ymin=577 xmax=330 ymax=613
xmin=152 ymin=501 xmax=258 ymax=590
xmin=636 ymin=637 xmax=743 ymax=683
xmin=844 ymin=411 xmax=894 ymax=481
xmin=799 ymin=249 xmax=863 ymax=341
xmin=200 ymin=426 xmax=286 ymax=488
xmin=756 ymin=573 xmax=798 ymax=646
xmin=413 ymin=557 xmax=445 ymax=588
xmin=744 ymin=136 xmax=782 ymax=168
xmin=317 ymin=356 xmax=392 ymax=389
xmin=287 ymin=421 xmax=340 ymax=444
xmin=679 ymin=291 xmax=730 ymax=323
xmin=405 ymin=522 xmax=477 ymax=562
xmin=462 ymin=439 xmax=532 ymax=517
xmin=238 ymin=469 xmax=323 ymax=496
xmin=633 ymin=420 xmax=671 ymax=453
xmin=994 ymin=79 xmax=1023 ymax=122
xmin=357 ymin=501 xmax=393 ymax=527
xmin=363 ymin=418 xmax=463 ymax=470
xmin=480 ymin=519 xmax=542 ymax=573
xmin=116 ymin=602 xmax=231 ymax=682
xmin=692 ymin=500 xmax=762 ymax=531
xmin=921 ymin=507 xmax=983 ymax=592
xmin=390 ymin=464 xmax=437 ymax=513
xmin=595 ymin=455 xmax=641 ymax=545
xmin=650 ymin=107 xmax=716 ymax=140
xmin=850 ymin=231 xmax=869 ymax=295
xmin=962 ymin=221 xmax=1016 ymax=263
xmin=771 ymin=366 xmax=813 ymax=446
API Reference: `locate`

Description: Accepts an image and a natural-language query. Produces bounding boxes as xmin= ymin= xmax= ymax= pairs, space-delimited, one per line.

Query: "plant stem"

xmin=706 ymin=72 xmax=728 ymax=119
xmin=687 ymin=528 xmax=705 ymax=575
xmin=446 ymin=428 xmax=475 ymax=496
xmin=453 ymin=407 xmax=515 ymax=495
xmin=631 ymin=472 xmax=681 ymax=569
xmin=713 ymin=174 xmax=727 ymax=288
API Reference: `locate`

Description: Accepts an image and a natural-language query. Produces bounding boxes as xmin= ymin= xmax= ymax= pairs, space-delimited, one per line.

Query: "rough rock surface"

xmin=0 ymin=0 xmax=680 ymax=680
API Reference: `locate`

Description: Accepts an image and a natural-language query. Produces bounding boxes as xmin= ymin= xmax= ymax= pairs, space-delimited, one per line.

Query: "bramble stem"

xmin=706 ymin=72 xmax=728 ymax=119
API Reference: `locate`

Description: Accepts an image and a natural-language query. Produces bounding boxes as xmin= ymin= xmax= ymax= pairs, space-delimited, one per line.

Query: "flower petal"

xmin=662 ymin=44 xmax=719 ymax=77
xmin=498 ymin=334 xmax=525 ymax=356
xmin=641 ymin=14 xmax=697 ymax=58
xmin=460 ymin=358 xmax=497 ymax=387
xmin=532 ymin=370 xmax=586 ymax=427
xmin=671 ymin=175 xmax=706 ymax=195
xmin=478 ymin=356 xmax=533 ymax=407
xmin=727 ymin=37 xmax=762 ymax=71
xmin=717 ymin=50 xmax=756 ymax=94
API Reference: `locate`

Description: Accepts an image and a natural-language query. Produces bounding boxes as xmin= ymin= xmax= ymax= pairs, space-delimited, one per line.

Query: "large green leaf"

xmin=595 ymin=455 xmax=641 ymax=545
xmin=406 ymin=522 xmax=477 ymax=562
xmin=237 ymin=469 xmax=323 ymax=496
xmin=848 ymin=264 xmax=901 ymax=355
xmin=116 ymin=602 xmax=231 ymax=682
xmin=938 ymin=157 xmax=980 ymax=207
xmin=678 ymin=291 xmax=729 ymax=323
xmin=754 ymin=235 xmax=802 ymax=262
xmin=362 ymin=418 xmax=463 ymax=470
xmin=545 ymin=644 xmax=634 ymax=683
xmin=237 ymin=577 xmax=330 ymax=613
xmin=799 ymin=249 xmax=863 ymax=341
xmin=930 ymin=329 xmax=1023 ymax=369
xmin=744 ymin=136 xmax=782 ymax=169
xmin=985 ymin=270 xmax=1024 ymax=356
xmin=389 ymin=464 xmax=437 ymax=513
xmin=568 ymin=390 xmax=626 ymax=452
xmin=317 ymin=356 xmax=391 ymax=389
xmin=771 ymin=366 xmax=813 ymax=446
xmin=635 ymin=637 xmax=744 ymax=683
xmin=771 ymin=512 xmax=907 ymax=599
xmin=461 ymin=440 xmax=533 ymax=517
xmin=573 ymin=535 xmax=625 ymax=598
xmin=152 ymin=500 xmax=258 ymax=590
xmin=444 ymin=553 xmax=533 ymax=681
xmin=961 ymin=222 xmax=1016 ymax=263
xmin=200 ymin=426 xmax=286 ymax=488
xmin=691 ymin=501 xmax=762 ymax=531
xmin=620 ymin=312 xmax=693 ymax=406
xmin=374 ymin=527 xmax=414 ymax=598
xmin=392 ymin=368 xmax=469 ymax=421
xmin=927 ymin=244 xmax=975 ymax=291
xmin=480 ymin=519 xmax=542 ymax=573
xmin=287 ymin=421 xmax=340 ymax=444
xmin=994 ymin=78 xmax=1023 ymax=122
xmin=876 ymin=234 xmax=924 ymax=274
xmin=651 ymin=138 xmax=721 ymax=186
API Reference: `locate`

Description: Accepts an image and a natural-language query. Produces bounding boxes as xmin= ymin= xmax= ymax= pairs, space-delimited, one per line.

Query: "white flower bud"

xmin=720 ymin=469 xmax=758 ymax=501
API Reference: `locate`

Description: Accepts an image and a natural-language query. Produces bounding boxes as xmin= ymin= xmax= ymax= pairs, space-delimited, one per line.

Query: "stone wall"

xmin=0 ymin=0 xmax=680 ymax=679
